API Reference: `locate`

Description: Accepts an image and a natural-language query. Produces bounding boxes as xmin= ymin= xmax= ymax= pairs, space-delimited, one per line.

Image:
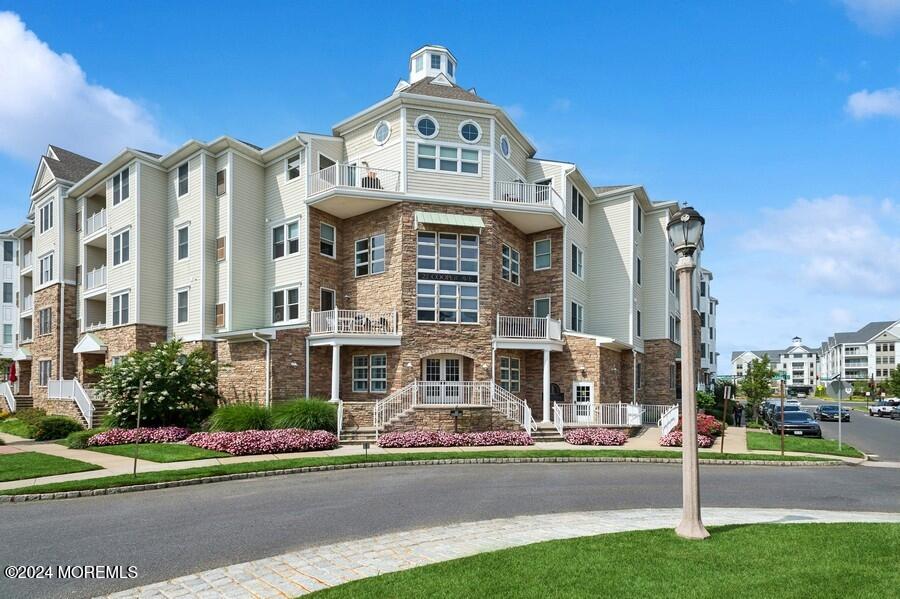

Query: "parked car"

xmin=868 ymin=399 xmax=899 ymax=417
xmin=766 ymin=404 xmax=802 ymax=424
xmin=770 ymin=411 xmax=822 ymax=437
xmin=890 ymin=406 xmax=900 ymax=420
xmin=814 ymin=405 xmax=850 ymax=422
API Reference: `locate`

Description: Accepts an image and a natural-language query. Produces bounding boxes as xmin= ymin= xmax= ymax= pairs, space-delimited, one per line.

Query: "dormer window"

xmin=431 ymin=54 xmax=441 ymax=69
xmin=415 ymin=115 xmax=439 ymax=139
xmin=415 ymin=55 xmax=424 ymax=72
xmin=448 ymin=60 xmax=455 ymax=77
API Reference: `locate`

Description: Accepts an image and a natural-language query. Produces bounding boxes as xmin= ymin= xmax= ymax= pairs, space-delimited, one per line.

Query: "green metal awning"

xmin=415 ymin=211 xmax=484 ymax=229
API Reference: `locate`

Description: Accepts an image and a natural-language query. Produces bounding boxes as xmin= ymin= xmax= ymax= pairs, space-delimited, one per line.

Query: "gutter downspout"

xmin=632 ymin=349 xmax=637 ymax=404
xmin=252 ymin=332 xmax=271 ymax=408
xmin=305 ymin=337 xmax=310 ymax=399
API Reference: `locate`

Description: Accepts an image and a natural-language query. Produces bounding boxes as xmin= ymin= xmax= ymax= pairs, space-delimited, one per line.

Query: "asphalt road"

xmin=799 ymin=398 xmax=900 ymax=461
xmin=2 ymin=463 xmax=899 ymax=598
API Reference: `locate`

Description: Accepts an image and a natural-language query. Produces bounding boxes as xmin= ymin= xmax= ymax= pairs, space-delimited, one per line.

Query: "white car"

xmin=869 ymin=399 xmax=899 ymax=417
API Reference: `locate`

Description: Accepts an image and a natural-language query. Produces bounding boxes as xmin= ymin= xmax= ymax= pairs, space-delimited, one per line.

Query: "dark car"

xmin=814 ymin=405 xmax=850 ymax=422
xmin=770 ymin=411 xmax=822 ymax=437
xmin=891 ymin=406 xmax=900 ymax=420
xmin=767 ymin=404 xmax=801 ymax=424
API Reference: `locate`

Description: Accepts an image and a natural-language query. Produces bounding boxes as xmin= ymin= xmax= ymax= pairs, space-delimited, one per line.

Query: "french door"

xmin=423 ymin=357 xmax=461 ymax=403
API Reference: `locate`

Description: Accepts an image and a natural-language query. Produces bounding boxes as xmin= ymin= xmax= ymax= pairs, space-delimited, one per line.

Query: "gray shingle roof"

xmin=731 ymin=345 xmax=818 ymax=362
xmin=404 ymin=77 xmax=489 ymax=104
xmin=834 ymin=320 xmax=895 ymax=344
xmin=46 ymin=146 xmax=101 ymax=183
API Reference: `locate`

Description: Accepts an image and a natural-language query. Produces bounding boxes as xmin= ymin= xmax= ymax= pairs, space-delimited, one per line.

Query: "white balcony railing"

xmin=85 ymin=265 xmax=106 ymax=290
xmin=85 ymin=321 xmax=106 ymax=332
xmin=494 ymin=181 xmax=565 ymax=214
xmin=85 ymin=209 xmax=107 ymax=236
xmin=22 ymin=294 xmax=33 ymax=312
xmin=308 ymin=164 xmax=401 ymax=197
xmin=310 ymin=309 xmax=398 ymax=336
xmin=21 ymin=252 xmax=33 ymax=269
xmin=496 ymin=315 xmax=562 ymax=340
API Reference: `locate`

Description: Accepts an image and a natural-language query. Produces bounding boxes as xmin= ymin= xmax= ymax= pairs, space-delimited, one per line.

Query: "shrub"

xmin=93 ymin=340 xmax=218 ymax=429
xmin=88 ymin=427 xmax=191 ymax=447
xmin=62 ymin=427 xmax=108 ymax=449
xmin=186 ymin=429 xmax=338 ymax=456
xmin=208 ymin=403 xmax=272 ymax=432
xmin=676 ymin=414 xmax=724 ymax=437
xmin=564 ymin=428 xmax=628 ymax=446
xmin=33 ymin=416 xmax=83 ymax=441
xmin=696 ymin=390 xmax=716 ymax=411
xmin=15 ymin=407 xmax=47 ymax=427
xmin=376 ymin=430 xmax=534 ymax=448
xmin=659 ymin=431 xmax=714 ymax=449
xmin=271 ymin=398 xmax=337 ymax=432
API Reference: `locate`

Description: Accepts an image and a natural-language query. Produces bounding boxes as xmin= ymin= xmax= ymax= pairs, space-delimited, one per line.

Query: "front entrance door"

xmin=423 ymin=356 xmax=461 ymax=403
xmin=573 ymin=382 xmax=593 ymax=423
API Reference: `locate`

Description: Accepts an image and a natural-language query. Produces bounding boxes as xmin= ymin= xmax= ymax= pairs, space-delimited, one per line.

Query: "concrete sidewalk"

xmin=101 ymin=507 xmax=900 ymax=598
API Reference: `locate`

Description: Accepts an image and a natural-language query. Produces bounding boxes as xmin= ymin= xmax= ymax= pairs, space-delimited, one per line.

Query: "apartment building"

xmin=820 ymin=320 xmax=899 ymax=383
xmin=698 ymin=268 xmax=718 ymax=386
xmin=1 ymin=230 xmax=17 ymax=362
xmin=5 ymin=46 xmax=712 ymax=434
xmin=731 ymin=336 xmax=819 ymax=392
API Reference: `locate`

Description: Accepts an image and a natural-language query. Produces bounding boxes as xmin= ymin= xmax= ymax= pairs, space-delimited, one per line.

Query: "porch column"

xmin=542 ymin=349 xmax=551 ymax=423
xmin=330 ymin=344 xmax=341 ymax=403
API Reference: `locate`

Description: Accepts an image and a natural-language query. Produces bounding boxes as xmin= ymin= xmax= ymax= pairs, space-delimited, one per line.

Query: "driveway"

xmin=800 ymin=398 xmax=900 ymax=461
xmin=2 ymin=462 xmax=898 ymax=598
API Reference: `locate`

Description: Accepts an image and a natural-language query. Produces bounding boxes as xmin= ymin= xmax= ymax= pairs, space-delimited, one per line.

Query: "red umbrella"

xmin=8 ymin=362 xmax=16 ymax=384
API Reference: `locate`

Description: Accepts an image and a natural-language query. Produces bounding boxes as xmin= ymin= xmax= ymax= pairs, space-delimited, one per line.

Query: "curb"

xmin=0 ymin=455 xmax=843 ymax=503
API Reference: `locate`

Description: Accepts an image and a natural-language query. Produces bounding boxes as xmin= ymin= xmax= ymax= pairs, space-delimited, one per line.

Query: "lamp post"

xmin=667 ymin=205 xmax=710 ymax=540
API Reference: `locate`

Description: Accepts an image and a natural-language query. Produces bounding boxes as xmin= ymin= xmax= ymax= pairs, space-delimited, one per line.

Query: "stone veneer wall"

xmin=217 ymin=328 xmax=310 ymax=404
xmin=643 ymin=339 xmax=678 ymax=404
xmin=384 ymin=405 xmax=522 ymax=433
xmin=30 ymin=284 xmax=77 ymax=412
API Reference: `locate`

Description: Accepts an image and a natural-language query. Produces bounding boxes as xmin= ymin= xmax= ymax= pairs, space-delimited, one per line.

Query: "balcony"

xmin=21 ymin=252 xmax=33 ymax=271
xmin=84 ymin=209 xmax=107 ymax=237
xmin=21 ymin=294 xmax=33 ymax=313
xmin=307 ymin=164 xmax=402 ymax=219
xmin=494 ymin=315 xmax=563 ymax=350
xmin=309 ymin=309 xmax=400 ymax=346
xmin=493 ymin=182 xmax=565 ymax=233
xmin=85 ymin=265 xmax=107 ymax=291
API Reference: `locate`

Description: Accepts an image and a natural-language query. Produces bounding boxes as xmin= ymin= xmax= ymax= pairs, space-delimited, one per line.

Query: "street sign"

xmin=724 ymin=385 xmax=732 ymax=400
xmin=827 ymin=380 xmax=852 ymax=396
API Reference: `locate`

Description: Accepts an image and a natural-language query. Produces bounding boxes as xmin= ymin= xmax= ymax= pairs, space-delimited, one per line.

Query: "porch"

xmin=307 ymin=163 xmax=403 ymax=219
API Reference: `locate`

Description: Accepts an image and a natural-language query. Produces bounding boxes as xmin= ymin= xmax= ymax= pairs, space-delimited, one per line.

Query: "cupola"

xmin=409 ymin=45 xmax=458 ymax=84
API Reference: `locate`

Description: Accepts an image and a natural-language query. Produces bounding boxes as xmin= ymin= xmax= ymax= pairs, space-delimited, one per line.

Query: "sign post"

xmin=773 ymin=372 xmax=789 ymax=456
xmin=449 ymin=408 xmax=464 ymax=433
xmin=720 ymin=384 xmax=731 ymax=454
xmin=827 ymin=378 xmax=853 ymax=451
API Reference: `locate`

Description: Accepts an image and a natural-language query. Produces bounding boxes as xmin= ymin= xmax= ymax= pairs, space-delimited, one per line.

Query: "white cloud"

xmin=0 ymin=11 xmax=166 ymax=162
xmin=738 ymin=195 xmax=900 ymax=296
xmin=842 ymin=0 xmax=900 ymax=34
xmin=503 ymin=104 xmax=526 ymax=120
xmin=550 ymin=98 xmax=572 ymax=112
xmin=846 ymin=87 xmax=900 ymax=119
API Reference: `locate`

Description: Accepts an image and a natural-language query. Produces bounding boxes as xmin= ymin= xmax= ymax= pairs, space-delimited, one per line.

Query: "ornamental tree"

xmin=739 ymin=355 xmax=775 ymax=422
xmin=886 ymin=368 xmax=900 ymax=398
xmin=93 ymin=340 xmax=218 ymax=429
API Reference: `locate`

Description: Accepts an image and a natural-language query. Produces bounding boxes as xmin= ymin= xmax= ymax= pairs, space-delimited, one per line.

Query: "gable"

xmin=31 ymin=157 xmax=56 ymax=197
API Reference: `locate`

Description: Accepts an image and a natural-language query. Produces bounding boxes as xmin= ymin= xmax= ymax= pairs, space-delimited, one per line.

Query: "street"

xmin=800 ymin=398 xmax=900 ymax=461
xmin=1 ymin=462 xmax=898 ymax=598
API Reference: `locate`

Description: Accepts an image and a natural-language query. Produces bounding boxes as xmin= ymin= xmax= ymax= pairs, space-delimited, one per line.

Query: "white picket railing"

xmin=308 ymin=164 xmax=401 ymax=197
xmin=336 ymin=400 xmax=344 ymax=442
xmin=373 ymin=381 xmax=534 ymax=438
xmin=48 ymin=379 xmax=95 ymax=425
xmin=554 ymin=402 xmax=648 ymax=427
xmin=0 ymin=381 xmax=14 ymax=413
xmin=86 ymin=265 xmax=107 ymax=290
xmin=552 ymin=403 xmax=564 ymax=437
xmin=496 ymin=315 xmax=562 ymax=340
xmin=658 ymin=404 xmax=679 ymax=437
xmin=641 ymin=404 xmax=674 ymax=426
xmin=310 ymin=309 xmax=398 ymax=336
xmin=22 ymin=252 xmax=33 ymax=269
xmin=85 ymin=209 xmax=107 ymax=236
xmin=494 ymin=181 xmax=566 ymax=214
xmin=22 ymin=294 xmax=33 ymax=312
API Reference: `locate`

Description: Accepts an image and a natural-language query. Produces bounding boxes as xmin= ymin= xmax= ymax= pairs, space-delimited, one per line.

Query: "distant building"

xmin=821 ymin=320 xmax=899 ymax=383
xmin=731 ymin=336 xmax=819 ymax=391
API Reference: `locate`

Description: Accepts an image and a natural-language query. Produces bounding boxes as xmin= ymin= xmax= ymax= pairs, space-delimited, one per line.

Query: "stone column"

xmin=330 ymin=344 xmax=341 ymax=403
xmin=542 ymin=349 xmax=551 ymax=423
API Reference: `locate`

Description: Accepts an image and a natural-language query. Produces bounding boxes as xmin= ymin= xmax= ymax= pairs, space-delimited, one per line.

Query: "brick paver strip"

xmin=99 ymin=508 xmax=900 ymax=598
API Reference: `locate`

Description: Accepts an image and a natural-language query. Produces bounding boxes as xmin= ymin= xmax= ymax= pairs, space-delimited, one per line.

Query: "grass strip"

xmin=0 ymin=418 xmax=34 ymax=438
xmin=308 ymin=523 xmax=900 ymax=598
xmin=87 ymin=443 xmax=229 ymax=463
xmin=0 ymin=452 xmax=101 ymax=482
xmin=746 ymin=431 xmax=864 ymax=458
xmin=1 ymin=449 xmax=834 ymax=496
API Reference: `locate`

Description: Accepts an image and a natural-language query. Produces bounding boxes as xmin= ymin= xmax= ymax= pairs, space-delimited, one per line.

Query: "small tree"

xmin=93 ymin=340 xmax=218 ymax=428
xmin=739 ymin=356 xmax=775 ymax=422
xmin=886 ymin=368 xmax=900 ymax=398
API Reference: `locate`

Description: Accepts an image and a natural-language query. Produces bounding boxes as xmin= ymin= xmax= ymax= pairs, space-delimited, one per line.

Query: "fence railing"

xmin=658 ymin=404 xmax=679 ymax=437
xmin=552 ymin=403 xmax=564 ymax=437
xmin=48 ymin=379 xmax=95 ymax=425
xmin=85 ymin=265 xmax=106 ymax=290
xmin=85 ymin=209 xmax=107 ymax=236
xmin=22 ymin=294 xmax=33 ymax=312
xmin=308 ymin=163 xmax=401 ymax=197
xmin=494 ymin=181 xmax=566 ymax=214
xmin=310 ymin=309 xmax=398 ymax=336
xmin=336 ymin=400 xmax=344 ymax=442
xmin=554 ymin=402 xmax=654 ymax=427
xmin=0 ymin=382 xmax=14 ymax=413
xmin=22 ymin=252 xmax=32 ymax=269
xmin=496 ymin=315 xmax=562 ymax=340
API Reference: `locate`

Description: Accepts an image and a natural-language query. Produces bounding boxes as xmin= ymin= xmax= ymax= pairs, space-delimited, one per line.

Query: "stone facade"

xmin=30 ymin=284 xmax=77 ymax=412
xmin=644 ymin=339 xmax=678 ymax=404
xmin=217 ymin=327 xmax=310 ymax=404
xmin=384 ymin=405 xmax=522 ymax=433
xmin=76 ymin=324 xmax=169 ymax=386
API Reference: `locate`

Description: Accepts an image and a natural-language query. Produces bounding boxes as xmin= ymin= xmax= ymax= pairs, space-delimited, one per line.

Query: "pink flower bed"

xmin=88 ymin=427 xmax=190 ymax=446
xmin=659 ymin=431 xmax=714 ymax=449
xmin=564 ymin=428 xmax=628 ymax=446
xmin=676 ymin=414 xmax=724 ymax=437
xmin=185 ymin=429 xmax=338 ymax=456
xmin=377 ymin=430 xmax=534 ymax=448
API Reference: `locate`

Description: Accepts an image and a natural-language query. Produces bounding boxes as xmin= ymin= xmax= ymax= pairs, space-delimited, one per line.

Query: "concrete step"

xmin=340 ymin=426 xmax=377 ymax=445
xmin=13 ymin=396 xmax=33 ymax=410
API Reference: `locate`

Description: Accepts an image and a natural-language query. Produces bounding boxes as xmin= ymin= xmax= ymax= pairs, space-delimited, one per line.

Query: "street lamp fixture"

xmin=666 ymin=205 xmax=710 ymax=540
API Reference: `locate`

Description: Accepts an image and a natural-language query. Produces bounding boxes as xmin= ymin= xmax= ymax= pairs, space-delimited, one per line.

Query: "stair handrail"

xmin=658 ymin=404 xmax=679 ymax=437
xmin=0 ymin=381 xmax=14 ymax=413
xmin=491 ymin=383 xmax=535 ymax=434
xmin=552 ymin=403 xmax=564 ymax=437
xmin=373 ymin=381 xmax=417 ymax=439
xmin=336 ymin=400 xmax=344 ymax=442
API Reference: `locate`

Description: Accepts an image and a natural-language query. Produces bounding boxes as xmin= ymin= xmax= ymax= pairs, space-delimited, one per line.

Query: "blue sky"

xmin=1 ymin=1 xmax=898 ymax=370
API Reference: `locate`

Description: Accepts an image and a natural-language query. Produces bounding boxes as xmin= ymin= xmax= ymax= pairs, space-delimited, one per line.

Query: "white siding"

xmin=215 ymin=154 xmax=229 ymax=327
xmin=106 ymin=163 xmax=135 ymax=326
xmin=494 ymin=122 xmax=528 ymax=176
xmin=33 ymin=188 xmax=59 ymax=290
xmin=642 ymin=209 xmax=670 ymax=340
xmin=566 ymin=178 xmax=592 ymax=332
xmin=168 ymin=155 xmax=203 ymax=338
xmin=138 ymin=164 xmax=168 ymax=327
xmin=585 ymin=194 xmax=631 ymax=342
xmin=263 ymin=150 xmax=306 ymax=323
xmin=342 ymin=109 xmax=403 ymax=173
xmin=231 ymin=153 xmax=266 ymax=330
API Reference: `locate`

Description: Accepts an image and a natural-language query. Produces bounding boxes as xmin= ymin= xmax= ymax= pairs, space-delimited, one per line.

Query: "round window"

xmin=373 ymin=121 xmax=391 ymax=145
xmin=500 ymin=135 xmax=510 ymax=158
xmin=459 ymin=121 xmax=481 ymax=143
xmin=416 ymin=115 xmax=438 ymax=138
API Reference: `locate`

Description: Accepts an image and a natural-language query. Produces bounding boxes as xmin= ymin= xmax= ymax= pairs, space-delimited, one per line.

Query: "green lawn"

xmin=0 ymin=448 xmax=833 ymax=496
xmin=747 ymin=431 xmax=864 ymax=458
xmin=0 ymin=418 xmax=34 ymax=438
xmin=0 ymin=452 xmax=101 ymax=482
xmin=309 ymin=523 xmax=900 ymax=598
xmin=88 ymin=443 xmax=228 ymax=463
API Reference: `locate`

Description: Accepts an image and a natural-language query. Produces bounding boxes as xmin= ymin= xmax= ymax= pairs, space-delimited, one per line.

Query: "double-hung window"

xmin=113 ymin=229 xmax=130 ymax=266
xmin=501 ymin=244 xmax=520 ymax=284
xmin=3 ymin=324 xmax=11 ymax=345
xmin=272 ymin=221 xmax=300 ymax=259
xmin=2 ymin=240 xmax=12 ymax=262
xmin=112 ymin=168 xmax=129 ymax=205
xmin=534 ymin=297 xmax=551 ymax=319
xmin=352 ymin=356 xmax=369 ymax=392
xmin=320 ymin=223 xmax=336 ymax=258
xmin=417 ymin=144 xmax=479 ymax=174
xmin=571 ymin=243 xmax=584 ymax=278
xmin=39 ymin=253 xmax=53 ymax=285
xmin=669 ymin=266 xmax=675 ymax=294
xmin=216 ymin=169 xmax=226 ymax=196
xmin=40 ymin=201 xmax=53 ymax=233
xmin=112 ymin=292 xmax=129 ymax=326
xmin=416 ymin=232 xmax=479 ymax=323
xmin=571 ymin=187 xmax=584 ymax=223
xmin=636 ymin=310 xmax=642 ymax=337
xmin=176 ymin=289 xmax=189 ymax=324
xmin=177 ymin=226 xmax=189 ymax=260
xmin=39 ymin=360 xmax=52 ymax=387
xmin=272 ymin=287 xmax=300 ymax=323
xmin=636 ymin=257 xmax=642 ymax=285
xmin=570 ymin=301 xmax=584 ymax=332
xmin=177 ymin=163 xmax=189 ymax=196
xmin=534 ymin=239 xmax=551 ymax=270
xmin=355 ymin=234 xmax=385 ymax=276
xmin=499 ymin=357 xmax=521 ymax=393
xmin=2 ymin=283 xmax=12 ymax=304
xmin=39 ymin=308 xmax=52 ymax=335
xmin=353 ymin=354 xmax=388 ymax=393
xmin=286 ymin=153 xmax=301 ymax=181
